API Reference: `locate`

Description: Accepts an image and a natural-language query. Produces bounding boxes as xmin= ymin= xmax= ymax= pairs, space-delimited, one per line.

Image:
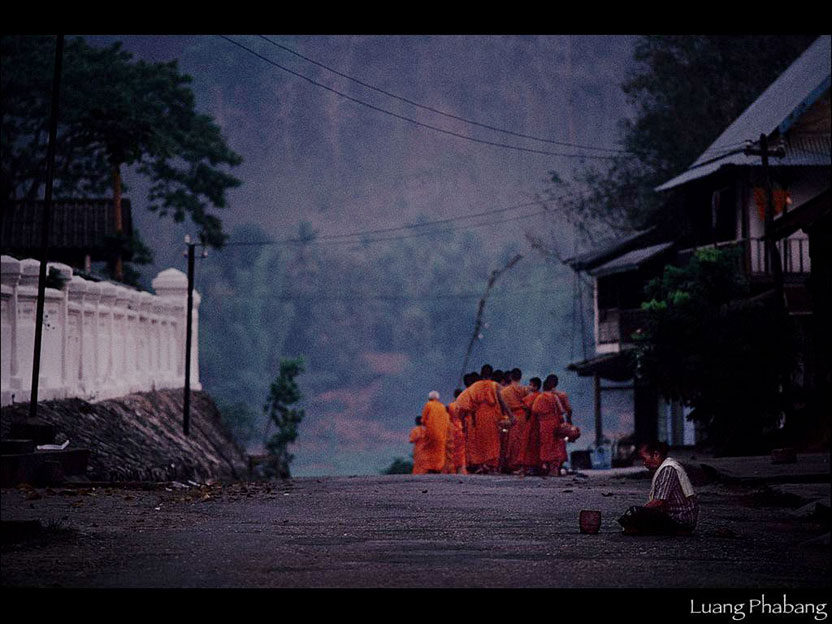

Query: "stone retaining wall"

xmin=0 ymin=389 xmax=248 ymax=483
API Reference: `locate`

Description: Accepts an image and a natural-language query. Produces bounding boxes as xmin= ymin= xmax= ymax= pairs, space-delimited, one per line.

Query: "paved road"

xmin=1 ymin=471 xmax=829 ymax=589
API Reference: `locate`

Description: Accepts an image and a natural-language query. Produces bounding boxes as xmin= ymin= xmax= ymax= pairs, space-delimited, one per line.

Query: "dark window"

xmin=711 ymin=186 xmax=736 ymax=242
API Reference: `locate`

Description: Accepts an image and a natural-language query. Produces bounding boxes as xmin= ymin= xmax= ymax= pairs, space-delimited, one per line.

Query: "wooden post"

xmin=183 ymin=242 xmax=195 ymax=436
xmin=594 ymin=373 xmax=602 ymax=447
xmin=29 ymin=35 xmax=63 ymax=419
xmin=759 ymin=134 xmax=785 ymax=305
xmin=113 ymin=165 xmax=124 ymax=281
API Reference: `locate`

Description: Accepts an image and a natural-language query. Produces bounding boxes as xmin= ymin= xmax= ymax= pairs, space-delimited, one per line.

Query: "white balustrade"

xmin=0 ymin=255 xmax=200 ymax=406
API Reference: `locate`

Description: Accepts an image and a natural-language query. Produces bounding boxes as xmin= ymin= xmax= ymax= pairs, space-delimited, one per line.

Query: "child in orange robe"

xmin=409 ymin=417 xmax=429 ymax=474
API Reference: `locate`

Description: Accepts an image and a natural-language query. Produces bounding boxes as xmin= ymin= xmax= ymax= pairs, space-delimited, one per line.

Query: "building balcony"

xmin=677 ymin=237 xmax=811 ymax=277
xmin=598 ymin=307 xmax=648 ymax=347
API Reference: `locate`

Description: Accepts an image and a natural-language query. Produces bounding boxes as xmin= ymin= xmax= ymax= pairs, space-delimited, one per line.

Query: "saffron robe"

xmin=409 ymin=425 xmax=428 ymax=474
xmin=521 ymin=390 xmax=541 ymax=468
xmin=454 ymin=387 xmax=475 ymax=466
xmin=553 ymin=390 xmax=573 ymax=465
xmin=421 ymin=399 xmax=451 ymax=472
xmin=465 ymin=379 xmax=503 ymax=466
xmin=445 ymin=401 xmax=467 ymax=473
xmin=532 ymin=391 xmax=567 ymax=465
xmin=554 ymin=390 xmax=572 ymax=420
xmin=502 ymin=383 xmax=531 ymax=470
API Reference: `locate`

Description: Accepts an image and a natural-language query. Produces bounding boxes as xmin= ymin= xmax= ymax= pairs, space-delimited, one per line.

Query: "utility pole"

xmin=29 ymin=35 xmax=64 ymax=420
xmin=745 ymin=133 xmax=790 ymax=425
xmin=745 ymin=133 xmax=786 ymax=304
xmin=183 ymin=237 xmax=195 ymax=436
xmin=594 ymin=374 xmax=602 ymax=448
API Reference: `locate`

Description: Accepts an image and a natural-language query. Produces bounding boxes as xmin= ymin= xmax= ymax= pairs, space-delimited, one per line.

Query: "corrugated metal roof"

xmin=656 ymin=35 xmax=831 ymax=192
xmin=589 ymin=242 xmax=675 ymax=277
xmin=657 ymin=133 xmax=831 ymax=190
xmin=565 ymin=227 xmax=659 ymax=272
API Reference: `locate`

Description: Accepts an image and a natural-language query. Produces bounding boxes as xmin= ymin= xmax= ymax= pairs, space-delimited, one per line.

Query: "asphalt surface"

xmin=1 ymin=466 xmax=829 ymax=590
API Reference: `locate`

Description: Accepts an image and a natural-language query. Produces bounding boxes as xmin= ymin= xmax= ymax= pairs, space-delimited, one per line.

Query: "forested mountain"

xmin=198 ymin=220 xmax=604 ymax=475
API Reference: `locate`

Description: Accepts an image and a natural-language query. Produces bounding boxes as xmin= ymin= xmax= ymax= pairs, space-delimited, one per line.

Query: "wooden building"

xmin=567 ymin=35 xmax=831 ymax=449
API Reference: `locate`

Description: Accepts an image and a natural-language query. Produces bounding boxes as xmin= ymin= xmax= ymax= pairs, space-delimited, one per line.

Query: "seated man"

xmin=618 ymin=440 xmax=699 ymax=536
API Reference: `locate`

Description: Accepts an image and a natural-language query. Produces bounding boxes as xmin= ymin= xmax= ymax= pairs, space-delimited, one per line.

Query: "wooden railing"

xmin=598 ymin=308 xmax=647 ymax=345
xmin=678 ymin=237 xmax=810 ymax=276
xmin=1 ymin=256 xmax=200 ymax=406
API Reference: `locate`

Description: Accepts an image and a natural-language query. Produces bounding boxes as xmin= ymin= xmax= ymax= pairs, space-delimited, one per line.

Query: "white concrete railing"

xmin=1 ymin=255 xmax=200 ymax=406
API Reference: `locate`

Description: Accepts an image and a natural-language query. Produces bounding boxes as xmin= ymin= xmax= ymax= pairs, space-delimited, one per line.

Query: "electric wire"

xmin=219 ymin=207 xmax=552 ymax=248
xmin=218 ymin=35 xmax=624 ymax=161
xmin=217 ymin=184 xmax=617 ymax=250
xmin=256 ymin=35 xmax=631 ymax=155
xmin=213 ymin=286 xmax=566 ymax=302
xmin=220 ymin=199 xmax=547 ymax=246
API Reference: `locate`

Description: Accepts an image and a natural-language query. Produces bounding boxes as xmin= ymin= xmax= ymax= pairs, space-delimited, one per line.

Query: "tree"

xmin=381 ymin=457 xmax=414 ymax=475
xmin=263 ymin=358 xmax=306 ymax=479
xmin=542 ymin=35 xmax=818 ymax=241
xmin=216 ymin=399 xmax=258 ymax=447
xmin=634 ymin=247 xmax=794 ymax=455
xmin=1 ymin=35 xmax=242 ymax=273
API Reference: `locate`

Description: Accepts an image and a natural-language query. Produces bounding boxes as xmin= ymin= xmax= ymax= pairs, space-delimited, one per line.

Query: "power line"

xmin=218 ymin=35 xmax=623 ymax=162
xmin=209 ymin=286 xmax=566 ymax=302
xmin=256 ymin=35 xmax=631 ymax=155
xmin=222 ymin=198 xmax=546 ymax=246
xmin=220 ymin=207 xmax=552 ymax=248
xmin=218 ymin=185 xmax=605 ymax=250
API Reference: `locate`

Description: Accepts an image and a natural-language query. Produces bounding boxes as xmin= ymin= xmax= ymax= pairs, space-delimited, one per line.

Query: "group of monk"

xmin=409 ymin=364 xmax=580 ymax=477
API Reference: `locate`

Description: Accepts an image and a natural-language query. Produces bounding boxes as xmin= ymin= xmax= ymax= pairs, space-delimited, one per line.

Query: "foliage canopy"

xmin=635 ymin=248 xmax=794 ymax=455
xmin=263 ymin=358 xmax=306 ymax=479
xmin=1 ymin=35 xmax=242 ymax=247
xmin=381 ymin=457 xmax=414 ymax=475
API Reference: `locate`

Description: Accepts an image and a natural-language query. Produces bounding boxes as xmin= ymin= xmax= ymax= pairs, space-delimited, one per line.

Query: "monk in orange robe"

xmin=503 ymin=368 xmax=531 ymax=474
xmin=421 ymin=391 xmax=451 ymax=473
xmin=532 ymin=374 xmax=568 ymax=476
xmin=445 ymin=388 xmax=468 ymax=474
xmin=491 ymin=369 xmax=513 ymax=472
xmin=463 ymin=366 xmax=512 ymax=474
xmin=552 ymin=375 xmax=574 ymax=474
xmin=521 ymin=377 xmax=542 ymax=474
xmin=453 ymin=372 xmax=478 ymax=469
xmin=409 ymin=417 xmax=429 ymax=475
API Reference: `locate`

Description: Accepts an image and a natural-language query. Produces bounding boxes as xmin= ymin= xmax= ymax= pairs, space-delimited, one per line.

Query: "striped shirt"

xmin=650 ymin=464 xmax=699 ymax=529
